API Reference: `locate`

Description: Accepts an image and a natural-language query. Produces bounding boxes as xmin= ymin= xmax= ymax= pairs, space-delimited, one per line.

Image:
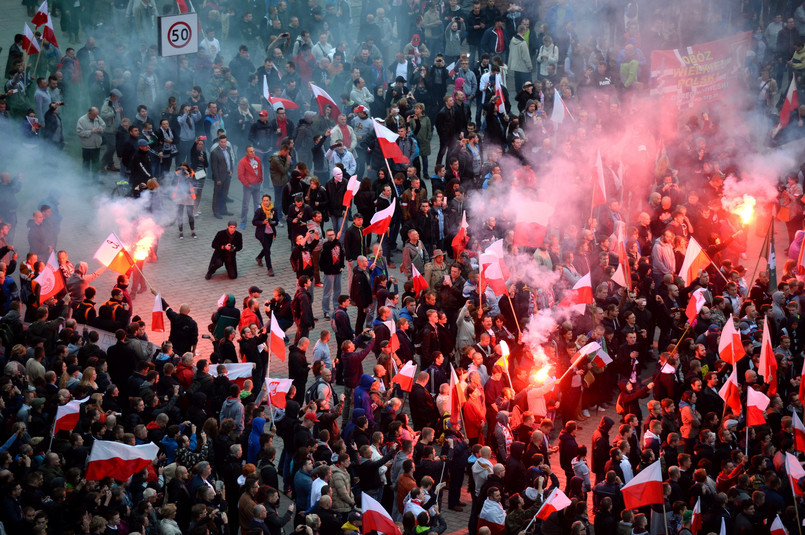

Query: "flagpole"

xmin=32 ymin=44 xmax=42 ymax=77
xmin=788 ymin=462 xmax=803 ymax=535
xmin=48 ymin=416 xmax=56 ymax=451
xmin=556 ymin=350 xmax=592 ymax=385
xmin=662 ymin=500 xmax=670 ymax=535
xmin=337 ymin=198 xmax=352 ymax=239
xmin=505 ymin=292 xmax=523 ymax=339
xmin=745 ymin=424 xmax=749 ymax=457
xmin=748 ymin=218 xmax=772 ymax=292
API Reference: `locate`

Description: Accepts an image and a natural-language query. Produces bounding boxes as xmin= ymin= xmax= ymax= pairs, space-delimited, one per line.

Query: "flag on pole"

xmin=94 ymin=233 xmax=136 ymax=274
xmin=611 ymin=231 xmax=631 ymax=289
xmin=31 ymin=0 xmax=48 ymax=25
xmin=512 ymin=201 xmax=553 ymax=248
xmin=760 ymin=223 xmax=777 ymax=290
xmin=22 ymin=23 xmax=40 ymax=54
xmin=269 ymin=313 xmax=286 ymax=362
xmin=362 ymin=199 xmax=396 ymax=236
xmin=372 ymin=119 xmax=409 ymax=163
xmin=772 ymin=76 xmax=798 ymax=138
xmin=679 ymin=237 xmax=711 ymax=287
xmin=718 ymin=366 xmax=742 ymax=416
xmin=558 ymin=273 xmax=593 ymax=314
xmin=746 ymin=387 xmax=770 ymax=426
xmin=411 ymin=264 xmax=428 ymax=294
xmin=551 ymin=89 xmax=572 ymax=127
xmin=42 ymin=12 xmax=58 ymax=48
xmin=391 ymin=361 xmax=417 ymax=392
xmin=449 ymin=364 xmax=466 ymax=419
xmin=151 ymin=293 xmax=164 ymax=332
xmin=265 ymin=377 xmax=293 ymax=409
xmin=479 ymin=253 xmax=508 ymax=297
xmin=592 ymin=348 xmax=612 ymax=369
xmin=685 ymin=287 xmax=707 ymax=324
xmin=535 ymin=488 xmax=573 ymax=520
xmin=621 ymin=459 xmax=664 ymax=510
xmin=34 ymin=251 xmax=64 ymax=302
xmin=691 ymin=497 xmax=702 ymax=534
xmin=485 ymin=239 xmax=511 ymax=279
xmin=342 ymin=175 xmax=360 ymax=207
xmin=494 ymin=74 xmax=506 ymax=114
xmin=758 ymin=316 xmax=777 ymax=395
xmin=382 ymin=319 xmax=400 ymax=352
xmin=718 ymin=315 xmax=745 ymax=365
xmin=263 ymin=76 xmax=298 ymax=110
xmin=770 ymin=515 xmax=787 ymax=535
xmin=446 ymin=61 xmax=457 ymax=77
xmin=592 ymin=150 xmax=607 ymax=207
xmin=210 ymin=362 xmax=255 ymax=388
xmin=577 ymin=341 xmax=602 ymax=358
xmin=793 ymin=410 xmax=805 ymax=452
xmin=785 ymin=451 xmax=805 ymax=497
xmin=451 ymin=211 xmax=469 ymax=258
xmin=53 ymin=396 xmax=89 ymax=435
xmin=310 ymin=83 xmax=340 ymax=121
xmin=362 ymin=490 xmax=402 ymax=535
xmin=85 ymin=440 xmax=159 ymax=481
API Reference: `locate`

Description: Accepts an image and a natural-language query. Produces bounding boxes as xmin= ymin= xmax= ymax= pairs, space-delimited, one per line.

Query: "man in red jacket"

xmin=238 ymin=145 xmax=263 ymax=229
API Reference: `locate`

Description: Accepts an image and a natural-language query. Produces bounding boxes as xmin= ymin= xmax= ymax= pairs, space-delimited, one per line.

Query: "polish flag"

xmin=772 ymin=76 xmax=798 ymax=138
xmin=480 ymin=253 xmax=508 ymax=297
xmin=592 ymin=150 xmax=607 ymax=207
xmin=85 ymin=440 xmax=159 ymax=481
xmin=592 ymin=348 xmax=612 ymax=369
xmin=785 ymin=451 xmax=805 ymax=496
xmin=577 ymin=341 xmax=602 ymax=358
xmin=685 ymin=287 xmax=707 ymax=324
xmin=269 ymin=313 xmax=286 ymax=362
xmin=342 ymin=174 xmax=360 ymax=207
xmin=94 ymin=233 xmax=136 ymax=274
xmin=362 ymin=199 xmax=396 ymax=236
xmin=35 ymin=251 xmax=64 ymax=302
xmin=621 ymin=459 xmax=664 ymax=510
xmin=449 ymin=364 xmax=466 ymax=419
xmin=210 ymin=362 xmax=255 ymax=388
xmin=485 ymin=239 xmax=511 ymax=279
xmin=151 ymin=293 xmax=164 ymax=332
xmin=770 ymin=515 xmax=787 ymax=535
xmin=265 ymin=377 xmax=293 ymax=409
xmin=373 ymin=119 xmax=409 ymax=163
xmin=691 ymin=497 xmax=702 ymax=534
xmin=391 ymin=361 xmax=417 ymax=392
xmin=494 ymin=74 xmax=506 ymax=114
xmin=263 ymin=76 xmax=298 ymax=110
xmin=310 ymin=82 xmax=340 ymax=121
xmin=535 ymin=488 xmax=572 ymax=520
xmin=792 ymin=410 xmax=805 ymax=452
xmin=31 ymin=0 xmax=48 ymax=26
xmin=22 ymin=23 xmax=40 ymax=54
xmin=446 ymin=61 xmax=457 ymax=77
xmin=551 ymin=89 xmax=573 ymax=127
xmin=718 ymin=314 xmax=745 ymax=365
xmin=362 ymin=490 xmax=402 ymax=535
xmin=798 ymin=239 xmax=805 ymax=275
xmin=53 ymin=396 xmax=89 ymax=435
xmin=42 ymin=13 xmax=58 ymax=48
xmin=383 ymin=319 xmax=399 ymax=352
xmin=451 ymin=211 xmax=469 ymax=258
xmin=412 ymin=264 xmax=428 ymax=294
xmin=718 ymin=366 xmax=742 ymax=416
xmin=679 ymin=237 xmax=710 ymax=287
xmin=558 ymin=273 xmax=593 ymax=314
xmin=746 ymin=387 xmax=769 ymax=426
xmin=758 ymin=316 xmax=777 ymax=395
xmin=479 ymin=498 xmax=506 ymax=535
xmin=512 ymin=201 xmax=553 ymax=248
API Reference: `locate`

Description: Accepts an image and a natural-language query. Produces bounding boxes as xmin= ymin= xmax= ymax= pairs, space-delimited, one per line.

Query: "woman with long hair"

xmin=173 ymin=162 xmax=197 ymax=239
xmin=253 ymin=194 xmax=279 ymax=276
xmin=190 ymin=136 xmax=209 ymax=217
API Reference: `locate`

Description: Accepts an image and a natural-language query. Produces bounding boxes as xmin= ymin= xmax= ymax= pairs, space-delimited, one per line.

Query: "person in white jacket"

xmin=75 ymin=107 xmax=106 ymax=183
xmin=509 ymin=25 xmax=534 ymax=90
xmin=537 ymin=35 xmax=559 ymax=79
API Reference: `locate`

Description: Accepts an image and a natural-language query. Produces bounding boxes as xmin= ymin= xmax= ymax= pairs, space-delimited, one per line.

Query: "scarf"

xmin=338 ymin=124 xmax=351 ymax=148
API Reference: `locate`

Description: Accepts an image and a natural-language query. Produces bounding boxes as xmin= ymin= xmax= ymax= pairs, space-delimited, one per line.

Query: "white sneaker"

xmin=581 ymin=409 xmax=591 ymax=418
xmin=598 ymin=405 xmax=606 ymax=412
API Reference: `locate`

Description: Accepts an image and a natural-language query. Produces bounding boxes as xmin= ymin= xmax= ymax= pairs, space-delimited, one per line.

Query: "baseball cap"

xmin=304 ymin=412 xmax=319 ymax=422
xmin=249 ymin=286 xmax=263 ymax=294
xmin=354 ymin=105 xmax=368 ymax=114
xmin=31 ymin=398 xmax=46 ymax=409
xmin=259 ymin=110 xmax=268 ymax=116
xmin=138 ymin=139 xmax=148 ymax=146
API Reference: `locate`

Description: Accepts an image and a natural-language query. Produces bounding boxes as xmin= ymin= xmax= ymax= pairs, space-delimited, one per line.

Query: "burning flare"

xmin=133 ymin=235 xmax=156 ymax=262
xmin=723 ymin=194 xmax=756 ymax=225
xmin=530 ymin=366 xmax=552 ymax=385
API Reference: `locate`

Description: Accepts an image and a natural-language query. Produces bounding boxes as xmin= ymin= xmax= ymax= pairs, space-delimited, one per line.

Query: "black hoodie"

xmin=591 ymin=416 xmax=615 ymax=477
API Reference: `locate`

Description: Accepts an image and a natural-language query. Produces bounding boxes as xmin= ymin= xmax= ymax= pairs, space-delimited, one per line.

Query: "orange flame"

xmin=133 ymin=235 xmax=156 ymax=261
xmin=529 ymin=366 xmax=552 ymax=385
xmin=725 ymin=194 xmax=756 ymax=225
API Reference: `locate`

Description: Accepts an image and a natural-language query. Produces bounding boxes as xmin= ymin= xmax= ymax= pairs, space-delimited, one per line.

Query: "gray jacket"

xmin=75 ymin=113 xmax=106 ymax=149
xmin=219 ymin=396 xmax=245 ymax=434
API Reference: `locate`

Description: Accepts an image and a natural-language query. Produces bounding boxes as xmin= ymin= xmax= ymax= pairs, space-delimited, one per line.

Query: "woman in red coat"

xmin=463 ymin=384 xmax=487 ymax=446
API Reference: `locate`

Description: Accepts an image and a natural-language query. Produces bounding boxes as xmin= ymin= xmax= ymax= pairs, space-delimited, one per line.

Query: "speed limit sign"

xmin=158 ymin=13 xmax=199 ymax=57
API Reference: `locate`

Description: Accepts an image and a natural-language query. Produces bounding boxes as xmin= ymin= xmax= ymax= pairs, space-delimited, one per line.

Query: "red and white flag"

xmin=94 ymin=233 xmax=135 ymax=274
xmin=265 ymin=377 xmax=293 ymax=409
xmin=35 ymin=251 xmax=64 ymax=302
xmin=85 ymin=440 xmax=159 ymax=481
xmin=792 ymin=410 xmax=805 ymax=452
xmin=800 ymin=359 xmax=805 ymax=406
xmin=372 ymin=119 xmax=409 ymax=163
xmin=263 ymin=75 xmax=298 ymax=110
xmin=42 ymin=12 xmax=58 ymax=48
xmin=449 ymin=364 xmax=466 ymax=419
xmin=485 ymin=239 xmax=511 ymax=279
xmin=31 ymin=0 xmax=49 ymax=26
xmin=621 ymin=459 xmax=664 ymax=510
xmin=758 ymin=316 xmax=777 ymax=395
xmin=362 ymin=199 xmax=396 ymax=236
xmin=391 ymin=361 xmax=417 ymax=392
xmin=362 ymin=489 xmax=402 ymax=535
xmin=22 ymin=23 xmax=40 ymax=54
xmin=592 ymin=150 xmax=607 ymax=207
xmin=269 ymin=313 xmax=286 ymax=362
xmin=718 ymin=366 xmax=742 ymax=416
xmin=535 ymin=488 xmax=572 ymax=520
xmin=342 ymin=174 xmax=360 ymax=207
xmin=772 ymin=76 xmax=798 ymax=138
xmin=479 ymin=498 xmax=506 ymax=535
xmin=451 ymin=211 xmax=469 ymax=258
xmin=610 ymin=223 xmax=631 ymax=289
xmin=411 ymin=264 xmax=428 ymax=294
xmin=785 ymin=451 xmax=805 ymax=496
xmin=577 ymin=341 xmax=602 ymax=358
xmin=770 ymin=515 xmax=787 ymax=535
xmin=446 ymin=61 xmax=457 ymax=77
xmin=798 ymin=238 xmax=805 ymax=275
xmin=685 ymin=287 xmax=707 ymax=324
xmin=746 ymin=387 xmax=769 ymax=426
xmin=551 ymin=89 xmax=567 ymax=127
xmin=512 ymin=201 xmax=553 ymax=248
xmin=53 ymin=396 xmax=89 ymax=435
xmin=479 ymin=253 xmax=508 ymax=297
xmin=558 ymin=273 xmax=593 ymax=314
xmin=679 ymin=237 xmax=710 ymax=287
xmin=691 ymin=497 xmax=702 ymax=534
xmin=310 ymin=82 xmax=340 ymax=121
xmin=151 ymin=293 xmax=164 ymax=332
xmin=718 ymin=314 xmax=745 ymax=365
xmin=494 ymin=74 xmax=506 ymax=114
xmin=592 ymin=348 xmax=612 ymax=369
xmin=210 ymin=362 xmax=255 ymax=388
xmin=383 ymin=319 xmax=399 ymax=352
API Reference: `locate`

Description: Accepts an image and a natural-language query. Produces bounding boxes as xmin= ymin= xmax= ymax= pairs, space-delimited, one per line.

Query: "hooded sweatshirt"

xmin=220 ymin=397 xmax=245 ymax=435
xmin=353 ymin=374 xmax=375 ymax=427
xmin=247 ymin=417 xmax=266 ymax=463
xmin=591 ymin=416 xmax=615 ymax=476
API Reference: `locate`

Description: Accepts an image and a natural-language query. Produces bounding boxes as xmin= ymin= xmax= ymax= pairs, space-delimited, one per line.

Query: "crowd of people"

xmin=4 ymin=1 xmax=805 ymax=535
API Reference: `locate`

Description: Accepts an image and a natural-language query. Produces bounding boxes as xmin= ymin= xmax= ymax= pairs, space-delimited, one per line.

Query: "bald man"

xmin=156 ymin=291 xmax=199 ymax=354
xmin=410 ymin=371 xmax=440 ymax=430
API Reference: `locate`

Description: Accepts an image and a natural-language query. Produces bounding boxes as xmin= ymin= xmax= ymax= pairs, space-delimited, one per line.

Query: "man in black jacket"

xmin=355 ymin=442 xmax=397 ymax=502
xmin=129 ymin=139 xmax=153 ymax=196
xmin=106 ymin=328 xmax=138 ymax=396
xmin=205 ymin=221 xmax=243 ymax=280
xmin=319 ymin=228 xmax=344 ymax=320
xmin=288 ymin=338 xmax=311 ymax=405
xmin=349 ymin=255 xmax=372 ymax=333
xmin=410 ymin=371 xmax=440 ymax=431
xmin=157 ymin=294 xmax=198 ymax=355
xmin=264 ymin=487 xmax=294 ymax=535
xmin=343 ymin=214 xmax=369 ymax=289
xmin=291 ymin=276 xmax=314 ymax=344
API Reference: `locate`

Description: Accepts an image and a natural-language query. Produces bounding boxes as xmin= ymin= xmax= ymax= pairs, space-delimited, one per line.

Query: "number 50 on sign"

xmin=158 ymin=13 xmax=199 ymax=57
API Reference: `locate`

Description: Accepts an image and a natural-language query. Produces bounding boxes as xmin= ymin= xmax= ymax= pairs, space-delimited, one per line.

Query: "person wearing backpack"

xmin=291 ymin=276 xmax=315 ymax=344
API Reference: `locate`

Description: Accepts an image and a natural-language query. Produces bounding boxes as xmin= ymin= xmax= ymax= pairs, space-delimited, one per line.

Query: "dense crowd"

xmin=4 ymin=1 xmax=805 ymax=535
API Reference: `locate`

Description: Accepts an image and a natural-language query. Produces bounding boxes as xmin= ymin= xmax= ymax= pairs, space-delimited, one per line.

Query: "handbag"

xmin=193 ymin=168 xmax=207 ymax=180
xmin=778 ymin=204 xmax=791 ymax=222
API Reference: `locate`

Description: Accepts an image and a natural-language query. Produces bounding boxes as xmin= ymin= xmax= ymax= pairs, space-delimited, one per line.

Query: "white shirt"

xmin=310 ymin=477 xmax=327 ymax=509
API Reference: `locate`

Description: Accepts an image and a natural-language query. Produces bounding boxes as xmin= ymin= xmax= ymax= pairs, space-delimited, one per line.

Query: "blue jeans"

xmin=241 ymin=184 xmax=261 ymax=226
xmin=514 ymin=71 xmax=532 ymax=92
xmin=331 ymin=215 xmax=344 ymax=239
xmin=273 ymin=185 xmax=285 ymax=217
xmin=321 ymin=273 xmax=342 ymax=317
